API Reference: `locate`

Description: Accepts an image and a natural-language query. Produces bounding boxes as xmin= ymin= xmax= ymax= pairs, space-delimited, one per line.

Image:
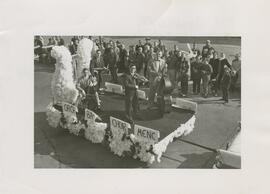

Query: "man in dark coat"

xmin=90 ymin=49 xmax=105 ymax=92
xmin=221 ymin=65 xmax=232 ymax=103
xmin=200 ymin=57 xmax=213 ymax=98
xmin=134 ymin=46 xmax=145 ymax=76
xmin=123 ymin=65 xmax=139 ymax=123
xmin=217 ymin=52 xmax=232 ymax=90
xmin=106 ymin=47 xmax=118 ymax=83
xmin=209 ymin=52 xmax=220 ymax=96
xmin=178 ymin=54 xmax=189 ymax=97
xmin=191 ymin=55 xmax=202 ymax=94
xmin=117 ymin=44 xmax=128 ymax=73
xmin=202 ymin=40 xmax=215 ymax=59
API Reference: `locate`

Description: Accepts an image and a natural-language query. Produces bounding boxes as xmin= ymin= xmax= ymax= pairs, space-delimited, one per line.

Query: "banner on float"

xmin=62 ymin=102 xmax=78 ymax=117
xmin=110 ymin=117 xmax=131 ymax=134
xmin=134 ymin=124 xmax=160 ymax=143
xmin=85 ymin=108 xmax=97 ymax=121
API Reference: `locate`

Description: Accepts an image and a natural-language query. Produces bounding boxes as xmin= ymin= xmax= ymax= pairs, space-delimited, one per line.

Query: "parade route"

xmin=34 ymin=63 xmax=241 ymax=168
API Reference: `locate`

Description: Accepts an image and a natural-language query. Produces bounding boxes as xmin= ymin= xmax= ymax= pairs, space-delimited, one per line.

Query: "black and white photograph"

xmin=34 ymin=36 xmax=241 ymax=168
xmin=2 ymin=0 xmax=270 ymax=193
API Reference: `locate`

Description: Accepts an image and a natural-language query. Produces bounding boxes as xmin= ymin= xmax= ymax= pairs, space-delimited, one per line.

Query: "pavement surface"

xmin=34 ymin=63 xmax=241 ymax=168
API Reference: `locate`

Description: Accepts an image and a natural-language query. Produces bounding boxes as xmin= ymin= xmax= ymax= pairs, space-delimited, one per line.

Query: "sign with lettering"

xmin=110 ymin=117 xmax=131 ymax=134
xmin=134 ymin=124 xmax=160 ymax=143
xmin=62 ymin=102 xmax=78 ymax=116
xmin=85 ymin=108 xmax=96 ymax=121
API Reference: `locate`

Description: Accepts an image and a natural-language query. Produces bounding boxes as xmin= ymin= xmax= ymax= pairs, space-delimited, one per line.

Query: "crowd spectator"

xmin=134 ymin=46 xmax=145 ymax=76
xmin=69 ymin=37 xmax=79 ymax=55
xmin=148 ymin=51 xmax=167 ymax=109
xmin=117 ymin=44 xmax=128 ymax=73
xmin=144 ymin=38 xmax=152 ymax=48
xmin=200 ymin=57 xmax=213 ymax=98
xmin=90 ymin=49 xmax=105 ymax=92
xmin=221 ymin=66 xmax=232 ymax=103
xmin=231 ymin=53 xmax=241 ymax=91
xmin=191 ymin=55 xmax=202 ymax=95
xmin=177 ymin=54 xmax=189 ymax=97
xmin=135 ymin=40 xmax=143 ymax=51
xmin=38 ymin=36 xmax=240 ymax=104
xmin=202 ymin=40 xmax=215 ymax=59
xmin=129 ymin=45 xmax=136 ymax=64
xmin=217 ymin=52 xmax=231 ymax=90
xmin=106 ymin=47 xmax=118 ymax=83
xmin=209 ymin=52 xmax=219 ymax=96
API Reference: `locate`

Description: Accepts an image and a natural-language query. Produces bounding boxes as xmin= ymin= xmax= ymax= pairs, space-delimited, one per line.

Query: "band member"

xmin=76 ymin=68 xmax=101 ymax=111
xmin=123 ymin=65 xmax=139 ymax=123
xmin=147 ymin=50 xmax=168 ymax=109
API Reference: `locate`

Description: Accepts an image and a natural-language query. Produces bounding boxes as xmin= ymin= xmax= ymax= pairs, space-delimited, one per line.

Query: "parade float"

xmin=46 ymin=40 xmax=197 ymax=164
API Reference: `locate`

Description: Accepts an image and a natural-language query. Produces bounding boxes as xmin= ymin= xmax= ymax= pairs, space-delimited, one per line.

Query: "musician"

xmin=147 ymin=50 xmax=168 ymax=109
xmin=76 ymin=68 xmax=101 ymax=111
xmin=123 ymin=65 xmax=140 ymax=123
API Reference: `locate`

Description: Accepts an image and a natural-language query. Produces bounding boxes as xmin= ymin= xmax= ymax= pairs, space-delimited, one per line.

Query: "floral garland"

xmin=46 ymin=103 xmax=196 ymax=164
xmin=153 ymin=115 xmax=196 ymax=162
xmin=46 ymin=102 xmax=107 ymax=143
xmin=108 ymin=125 xmax=133 ymax=156
xmin=84 ymin=119 xmax=107 ymax=143
xmin=46 ymin=103 xmax=62 ymax=128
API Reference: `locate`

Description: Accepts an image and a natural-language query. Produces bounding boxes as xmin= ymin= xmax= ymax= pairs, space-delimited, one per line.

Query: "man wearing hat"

xmin=144 ymin=37 xmax=152 ymax=49
xmin=123 ymin=65 xmax=140 ymax=123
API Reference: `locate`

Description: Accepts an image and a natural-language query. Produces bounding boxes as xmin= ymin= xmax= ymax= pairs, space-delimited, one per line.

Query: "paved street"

xmin=34 ymin=63 xmax=240 ymax=168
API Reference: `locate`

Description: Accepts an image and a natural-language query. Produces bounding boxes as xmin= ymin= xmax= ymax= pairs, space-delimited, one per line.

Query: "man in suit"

xmin=200 ymin=57 xmax=213 ymax=98
xmin=123 ymin=65 xmax=139 ymax=123
xmin=147 ymin=50 xmax=168 ymax=109
xmin=90 ymin=49 xmax=105 ymax=93
xmin=221 ymin=65 xmax=232 ymax=103
xmin=209 ymin=52 xmax=220 ymax=96
xmin=106 ymin=47 xmax=118 ymax=83
xmin=217 ymin=52 xmax=232 ymax=90
xmin=134 ymin=46 xmax=145 ymax=76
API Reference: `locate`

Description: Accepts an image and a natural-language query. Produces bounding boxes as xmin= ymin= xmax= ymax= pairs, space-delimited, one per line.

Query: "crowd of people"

xmin=34 ymin=36 xmax=241 ymax=106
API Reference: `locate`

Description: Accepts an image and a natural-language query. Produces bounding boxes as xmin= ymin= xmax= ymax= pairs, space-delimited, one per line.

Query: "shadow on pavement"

xmin=177 ymin=152 xmax=216 ymax=168
xmin=34 ymin=112 xmax=147 ymax=168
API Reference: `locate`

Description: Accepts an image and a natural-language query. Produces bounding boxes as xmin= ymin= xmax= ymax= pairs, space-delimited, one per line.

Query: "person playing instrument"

xmin=147 ymin=50 xmax=168 ymax=109
xmin=123 ymin=65 xmax=140 ymax=123
xmin=76 ymin=68 xmax=101 ymax=111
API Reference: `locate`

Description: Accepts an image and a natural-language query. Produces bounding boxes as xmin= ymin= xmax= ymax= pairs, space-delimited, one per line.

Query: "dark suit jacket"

xmin=123 ymin=73 xmax=138 ymax=96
